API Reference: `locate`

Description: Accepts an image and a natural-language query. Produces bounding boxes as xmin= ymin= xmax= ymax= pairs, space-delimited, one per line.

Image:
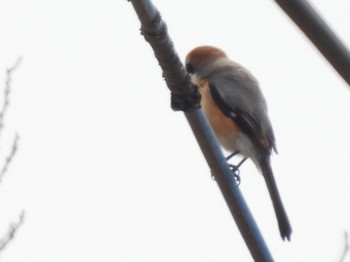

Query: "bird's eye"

xmin=185 ymin=63 xmax=194 ymax=74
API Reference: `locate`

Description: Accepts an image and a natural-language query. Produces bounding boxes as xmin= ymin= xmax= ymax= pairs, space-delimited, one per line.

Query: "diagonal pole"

xmin=128 ymin=0 xmax=274 ymax=261
xmin=275 ymin=0 xmax=350 ymax=86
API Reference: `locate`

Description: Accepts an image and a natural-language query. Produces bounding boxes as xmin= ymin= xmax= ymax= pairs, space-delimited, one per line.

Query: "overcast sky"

xmin=0 ymin=0 xmax=350 ymax=261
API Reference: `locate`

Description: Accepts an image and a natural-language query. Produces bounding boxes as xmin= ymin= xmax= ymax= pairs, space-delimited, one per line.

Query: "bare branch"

xmin=0 ymin=58 xmax=24 ymax=256
xmin=0 ymin=133 xmax=19 ymax=185
xmin=0 ymin=57 xmax=23 ymax=137
xmin=0 ymin=211 xmax=25 ymax=252
xmin=339 ymin=231 xmax=350 ymax=262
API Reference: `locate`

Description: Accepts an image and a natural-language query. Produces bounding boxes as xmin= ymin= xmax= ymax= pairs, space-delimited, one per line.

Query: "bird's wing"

xmin=209 ymin=75 xmax=276 ymax=154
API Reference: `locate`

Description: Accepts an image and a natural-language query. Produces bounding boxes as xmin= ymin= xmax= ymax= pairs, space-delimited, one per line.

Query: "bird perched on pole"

xmin=185 ymin=46 xmax=292 ymax=241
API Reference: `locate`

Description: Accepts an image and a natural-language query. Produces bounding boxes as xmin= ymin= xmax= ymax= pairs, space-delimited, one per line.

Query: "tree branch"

xmin=339 ymin=231 xmax=349 ymax=262
xmin=0 ymin=57 xmax=23 ymax=137
xmin=0 ymin=211 xmax=25 ymax=253
xmin=0 ymin=58 xmax=24 ymax=255
xmin=0 ymin=133 xmax=19 ymax=184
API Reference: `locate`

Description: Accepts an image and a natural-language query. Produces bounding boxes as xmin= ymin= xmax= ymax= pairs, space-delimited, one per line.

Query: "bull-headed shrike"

xmin=185 ymin=46 xmax=292 ymax=241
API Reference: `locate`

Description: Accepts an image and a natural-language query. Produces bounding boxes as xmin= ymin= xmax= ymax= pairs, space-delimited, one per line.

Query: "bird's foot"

xmin=229 ymin=164 xmax=241 ymax=185
xmin=226 ymin=155 xmax=248 ymax=186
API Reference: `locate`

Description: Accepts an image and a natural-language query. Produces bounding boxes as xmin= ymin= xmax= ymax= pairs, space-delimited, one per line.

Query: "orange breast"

xmin=198 ymin=80 xmax=240 ymax=151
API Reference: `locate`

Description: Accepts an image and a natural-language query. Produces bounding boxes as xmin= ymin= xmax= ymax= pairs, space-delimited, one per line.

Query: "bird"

xmin=185 ymin=46 xmax=292 ymax=241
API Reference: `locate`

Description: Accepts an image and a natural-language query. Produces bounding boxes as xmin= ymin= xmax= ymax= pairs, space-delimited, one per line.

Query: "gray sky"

xmin=0 ymin=0 xmax=350 ymax=261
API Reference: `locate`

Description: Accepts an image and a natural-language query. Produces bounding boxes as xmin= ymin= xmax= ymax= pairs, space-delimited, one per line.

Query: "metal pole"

xmin=275 ymin=0 xmax=350 ymax=86
xmin=129 ymin=0 xmax=274 ymax=261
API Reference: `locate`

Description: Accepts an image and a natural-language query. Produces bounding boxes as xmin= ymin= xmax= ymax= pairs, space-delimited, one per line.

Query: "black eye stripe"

xmin=185 ymin=63 xmax=194 ymax=74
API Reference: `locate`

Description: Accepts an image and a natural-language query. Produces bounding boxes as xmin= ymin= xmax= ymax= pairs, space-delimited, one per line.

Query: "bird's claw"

xmin=229 ymin=164 xmax=241 ymax=186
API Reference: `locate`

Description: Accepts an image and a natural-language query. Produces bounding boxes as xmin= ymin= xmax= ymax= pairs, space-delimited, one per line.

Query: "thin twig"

xmin=339 ymin=231 xmax=350 ymax=262
xmin=0 ymin=211 xmax=25 ymax=252
xmin=0 ymin=57 xmax=23 ymax=137
xmin=0 ymin=133 xmax=19 ymax=184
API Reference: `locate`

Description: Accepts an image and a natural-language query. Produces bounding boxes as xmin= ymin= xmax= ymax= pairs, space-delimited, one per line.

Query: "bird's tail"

xmin=259 ymin=157 xmax=292 ymax=241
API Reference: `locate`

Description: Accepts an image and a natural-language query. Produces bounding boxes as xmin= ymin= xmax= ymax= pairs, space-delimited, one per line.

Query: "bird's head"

xmin=185 ymin=46 xmax=227 ymax=84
